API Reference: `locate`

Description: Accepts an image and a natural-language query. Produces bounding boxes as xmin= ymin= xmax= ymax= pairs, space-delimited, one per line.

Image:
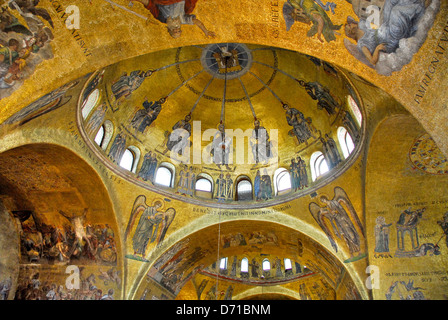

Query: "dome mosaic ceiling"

xmin=0 ymin=0 xmax=447 ymax=303
xmin=78 ymin=43 xmax=364 ymax=206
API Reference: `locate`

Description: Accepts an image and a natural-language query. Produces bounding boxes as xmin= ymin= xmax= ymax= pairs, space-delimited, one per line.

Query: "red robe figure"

xmin=130 ymin=0 xmax=216 ymax=38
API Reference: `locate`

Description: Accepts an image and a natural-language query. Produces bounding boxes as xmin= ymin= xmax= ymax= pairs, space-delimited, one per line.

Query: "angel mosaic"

xmin=125 ymin=196 xmax=176 ymax=261
xmin=343 ymin=0 xmax=438 ymax=75
xmin=282 ymin=0 xmax=341 ymax=43
xmin=309 ymin=187 xmax=366 ymax=262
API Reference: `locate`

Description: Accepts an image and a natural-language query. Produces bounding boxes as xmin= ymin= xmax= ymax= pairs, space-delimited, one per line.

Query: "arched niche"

xmin=0 ymin=143 xmax=123 ymax=300
xmin=130 ymin=219 xmax=363 ymax=300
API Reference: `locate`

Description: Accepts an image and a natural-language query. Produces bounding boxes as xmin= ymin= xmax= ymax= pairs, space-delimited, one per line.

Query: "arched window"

xmin=119 ymin=149 xmax=135 ymax=172
xmin=154 ymin=165 xmax=174 ymax=187
xmin=194 ymin=173 xmax=213 ymax=199
xmin=347 ymin=95 xmax=362 ymax=126
xmin=284 ymin=258 xmax=292 ymax=270
xmin=337 ymin=127 xmax=355 ymax=159
xmin=94 ymin=125 xmax=104 ymax=147
xmin=219 ymin=257 xmax=228 ymax=270
xmin=81 ymin=88 xmax=100 ymax=119
xmin=310 ymin=151 xmax=329 ymax=181
xmin=262 ymin=259 xmax=271 ymax=271
xmin=273 ymin=168 xmax=291 ymax=195
xmin=241 ymin=258 xmax=249 ymax=273
xmin=196 ymin=177 xmax=212 ymax=192
xmin=284 ymin=258 xmax=293 ymax=276
xmin=236 ymin=178 xmax=252 ymax=201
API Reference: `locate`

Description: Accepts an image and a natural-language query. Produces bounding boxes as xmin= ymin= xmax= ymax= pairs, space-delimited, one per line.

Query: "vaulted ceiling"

xmin=0 ymin=0 xmax=447 ymax=301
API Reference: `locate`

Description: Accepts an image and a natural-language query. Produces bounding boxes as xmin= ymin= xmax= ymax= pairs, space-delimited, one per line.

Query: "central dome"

xmin=77 ymin=43 xmax=364 ymax=208
xmin=200 ymin=43 xmax=253 ymax=80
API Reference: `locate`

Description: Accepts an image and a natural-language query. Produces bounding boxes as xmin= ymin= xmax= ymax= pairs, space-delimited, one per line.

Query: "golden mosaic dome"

xmin=78 ymin=43 xmax=364 ymax=207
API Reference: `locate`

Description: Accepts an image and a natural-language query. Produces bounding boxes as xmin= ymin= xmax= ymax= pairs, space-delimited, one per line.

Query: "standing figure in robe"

xmin=108 ymin=133 xmax=127 ymax=164
xmin=111 ymin=69 xmax=153 ymax=108
xmin=138 ymin=151 xmax=158 ymax=183
xmin=297 ymin=156 xmax=309 ymax=189
xmin=254 ymin=170 xmax=261 ymax=201
xmin=163 ymin=114 xmax=192 ymax=158
xmin=260 ymin=171 xmax=273 ymax=200
xmin=215 ymin=173 xmax=226 ymax=201
xmin=225 ymin=173 xmax=233 ymax=200
xmin=290 ymin=158 xmax=300 ymax=191
xmin=374 ymin=216 xmax=392 ymax=253
xmin=304 ymin=81 xmax=340 ymax=116
xmin=137 ymin=151 xmax=153 ymax=181
xmin=211 ymin=123 xmax=232 ymax=169
xmin=250 ymin=119 xmax=273 ymax=165
xmin=321 ymin=134 xmax=341 ymax=169
xmin=130 ymin=97 xmax=166 ymax=133
xmin=85 ymin=103 xmax=107 ymax=136
xmin=283 ymin=103 xmax=316 ymax=145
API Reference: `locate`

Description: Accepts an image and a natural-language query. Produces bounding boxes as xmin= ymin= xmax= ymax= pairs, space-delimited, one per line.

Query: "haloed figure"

xmin=344 ymin=0 xmax=430 ymax=66
xmin=130 ymin=0 xmax=216 ymax=39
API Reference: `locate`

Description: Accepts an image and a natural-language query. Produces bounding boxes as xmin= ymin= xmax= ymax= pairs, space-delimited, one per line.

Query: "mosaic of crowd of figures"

xmin=0 ymin=0 xmax=54 ymax=99
xmin=2 ymin=205 xmax=121 ymax=300
xmin=17 ymin=209 xmax=118 ymax=266
xmin=14 ymin=265 xmax=121 ymax=300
